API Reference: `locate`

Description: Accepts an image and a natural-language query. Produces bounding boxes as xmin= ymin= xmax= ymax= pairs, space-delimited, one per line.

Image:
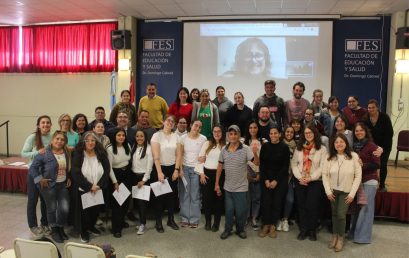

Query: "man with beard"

xmin=257 ymin=106 xmax=277 ymax=142
xmin=253 ymin=80 xmax=286 ymax=132
xmin=285 ymin=82 xmax=310 ymax=125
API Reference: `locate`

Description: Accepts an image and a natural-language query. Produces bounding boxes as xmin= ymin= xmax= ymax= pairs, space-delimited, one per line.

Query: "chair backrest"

xmin=126 ymin=255 xmax=150 ymax=258
xmin=14 ymin=238 xmax=59 ymax=258
xmin=397 ymin=130 xmax=409 ymax=149
xmin=64 ymin=242 xmax=105 ymax=258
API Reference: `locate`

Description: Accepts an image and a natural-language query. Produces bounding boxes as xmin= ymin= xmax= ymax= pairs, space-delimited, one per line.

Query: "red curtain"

xmin=30 ymin=22 xmax=117 ymax=72
xmin=0 ymin=27 xmax=19 ymax=72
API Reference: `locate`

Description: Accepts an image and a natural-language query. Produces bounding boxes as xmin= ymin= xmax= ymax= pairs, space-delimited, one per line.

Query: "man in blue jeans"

xmin=215 ymin=125 xmax=259 ymax=239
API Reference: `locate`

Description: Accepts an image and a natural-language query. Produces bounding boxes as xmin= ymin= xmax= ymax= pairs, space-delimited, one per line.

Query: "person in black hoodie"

xmin=225 ymin=92 xmax=253 ymax=134
xmin=258 ymin=127 xmax=290 ymax=239
xmin=71 ymin=131 xmax=110 ymax=243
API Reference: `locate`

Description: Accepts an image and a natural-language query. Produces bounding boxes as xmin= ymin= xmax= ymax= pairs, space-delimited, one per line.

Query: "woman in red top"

xmin=168 ymin=87 xmax=193 ymax=126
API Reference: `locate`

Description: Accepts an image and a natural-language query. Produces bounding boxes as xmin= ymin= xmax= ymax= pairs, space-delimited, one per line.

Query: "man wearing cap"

xmin=215 ymin=125 xmax=259 ymax=240
xmin=253 ymin=80 xmax=286 ymax=132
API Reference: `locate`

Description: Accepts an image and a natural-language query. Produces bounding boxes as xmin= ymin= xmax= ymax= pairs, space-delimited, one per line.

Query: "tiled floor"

xmin=0 ymin=192 xmax=408 ymax=258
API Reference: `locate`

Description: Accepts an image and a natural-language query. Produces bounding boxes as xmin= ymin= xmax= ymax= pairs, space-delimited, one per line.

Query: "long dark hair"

xmin=131 ymin=129 xmax=148 ymax=159
xmin=353 ymin=122 xmax=373 ymax=142
xmin=175 ymin=87 xmax=191 ymax=105
xmin=328 ymin=132 xmax=352 ymax=160
xmin=72 ymin=113 xmax=89 ymax=132
xmin=331 ymin=114 xmax=349 ymax=138
xmin=205 ymin=124 xmax=226 ymax=155
xmin=296 ymin=123 xmax=322 ymax=151
xmin=108 ymin=128 xmax=130 ymax=155
xmin=75 ymin=131 xmax=107 ymax=161
xmin=244 ymin=119 xmax=260 ymax=145
xmin=34 ymin=115 xmax=52 ymax=150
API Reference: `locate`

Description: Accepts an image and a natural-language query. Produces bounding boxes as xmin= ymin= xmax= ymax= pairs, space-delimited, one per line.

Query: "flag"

xmin=129 ymin=74 xmax=135 ymax=103
xmin=110 ymin=71 xmax=117 ymax=110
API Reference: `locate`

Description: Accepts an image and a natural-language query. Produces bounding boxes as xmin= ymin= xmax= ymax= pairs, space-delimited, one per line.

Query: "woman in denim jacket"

xmin=29 ymin=131 xmax=71 ymax=243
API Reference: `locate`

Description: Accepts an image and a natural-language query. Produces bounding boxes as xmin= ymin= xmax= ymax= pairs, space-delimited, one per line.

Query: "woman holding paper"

xmin=130 ymin=129 xmax=153 ymax=235
xmin=71 ymin=132 xmax=110 ymax=243
xmin=151 ymin=114 xmax=182 ymax=233
xmin=179 ymin=120 xmax=207 ymax=228
xmin=107 ymin=128 xmax=132 ymax=238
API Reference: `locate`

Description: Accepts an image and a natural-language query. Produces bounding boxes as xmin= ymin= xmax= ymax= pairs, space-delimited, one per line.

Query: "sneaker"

xmin=41 ymin=225 xmax=51 ymax=235
xmin=276 ymin=220 xmax=283 ymax=231
xmin=137 ymin=224 xmax=146 ymax=235
xmin=282 ymin=219 xmax=289 ymax=232
xmin=88 ymin=226 xmax=101 ymax=236
xmin=30 ymin=227 xmax=43 ymax=237
xmin=80 ymin=232 xmax=90 ymax=243
xmin=96 ymin=219 xmax=103 ymax=226
xmin=251 ymin=220 xmax=259 ymax=231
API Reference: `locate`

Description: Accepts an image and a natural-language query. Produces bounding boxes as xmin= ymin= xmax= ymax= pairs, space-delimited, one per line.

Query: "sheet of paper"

xmin=112 ymin=183 xmax=131 ymax=206
xmin=132 ymin=185 xmax=151 ymax=201
xmin=81 ymin=190 xmax=104 ymax=209
xmin=8 ymin=161 xmax=26 ymax=166
xmin=181 ymin=176 xmax=188 ymax=191
xmin=150 ymin=179 xmax=173 ymax=197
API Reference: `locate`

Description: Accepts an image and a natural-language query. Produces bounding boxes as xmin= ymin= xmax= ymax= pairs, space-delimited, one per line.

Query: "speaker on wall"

xmin=111 ymin=30 xmax=131 ymax=50
xmin=396 ymin=27 xmax=409 ymax=49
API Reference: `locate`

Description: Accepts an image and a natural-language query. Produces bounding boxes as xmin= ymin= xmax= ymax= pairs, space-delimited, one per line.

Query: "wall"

xmin=0 ymin=73 xmax=112 ymax=155
xmin=388 ymin=11 xmax=409 ymax=161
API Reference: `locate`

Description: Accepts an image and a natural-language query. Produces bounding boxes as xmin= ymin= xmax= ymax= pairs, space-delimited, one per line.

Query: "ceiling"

xmin=0 ymin=0 xmax=407 ymax=25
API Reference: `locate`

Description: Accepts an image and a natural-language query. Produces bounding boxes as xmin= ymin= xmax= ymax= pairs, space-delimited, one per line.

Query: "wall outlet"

xmin=398 ymin=99 xmax=404 ymax=111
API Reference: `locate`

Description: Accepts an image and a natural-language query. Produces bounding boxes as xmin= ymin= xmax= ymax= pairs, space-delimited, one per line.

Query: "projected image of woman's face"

xmin=242 ymin=43 xmax=266 ymax=75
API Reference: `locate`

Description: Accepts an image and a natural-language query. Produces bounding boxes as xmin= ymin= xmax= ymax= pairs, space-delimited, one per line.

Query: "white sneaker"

xmin=137 ymin=224 xmax=145 ymax=235
xmin=276 ymin=220 xmax=283 ymax=231
xmin=282 ymin=219 xmax=289 ymax=232
xmin=96 ymin=219 xmax=103 ymax=226
xmin=30 ymin=227 xmax=43 ymax=237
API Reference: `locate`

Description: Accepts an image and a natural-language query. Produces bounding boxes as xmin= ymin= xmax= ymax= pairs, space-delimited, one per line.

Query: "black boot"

xmin=205 ymin=215 xmax=212 ymax=231
xmin=212 ymin=216 xmax=221 ymax=232
xmin=59 ymin=227 xmax=69 ymax=240
xmin=167 ymin=215 xmax=179 ymax=230
xmin=51 ymin=227 xmax=63 ymax=243
xmin=155 ymin=219 xmax=164 ymax=233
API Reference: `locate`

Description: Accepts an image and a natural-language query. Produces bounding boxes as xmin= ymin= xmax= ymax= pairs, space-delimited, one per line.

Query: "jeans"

xmin=283 ymin=178 xmax=295 ymax=218
xmin=350 ymin=183 xmax=378 ymax=243
xmin=179 ymin=166 xmax=201 ymax=224
xmin=330 ymin=190 xmax=349 ymax=236
xmin=247 ymin=181 xmax=261 ymax=218
xmin=295 ymin=180 xmax=324 ymax=233
xmin=39 ymin=182 xmax=70 ymax=227
xmin=27 ymin=174 xmax=48 ymax=228
xmin=224 ymin=191 xmax=248 ymax=233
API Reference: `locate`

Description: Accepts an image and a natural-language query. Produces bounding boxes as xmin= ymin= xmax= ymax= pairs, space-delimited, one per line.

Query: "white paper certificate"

xmin=81 ymin=190 xmax=104 ymax=209
xmin=112 ymin=183 xmax=131 ymax=206
xmin=132 ymin=185 xmax=151 ymax=201
xmin=150 ymin=179 xmax=173 ymax=197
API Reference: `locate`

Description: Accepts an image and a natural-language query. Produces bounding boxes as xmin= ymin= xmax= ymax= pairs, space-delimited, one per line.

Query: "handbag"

xmin=356 ymin=184 xmax=368 ymax=205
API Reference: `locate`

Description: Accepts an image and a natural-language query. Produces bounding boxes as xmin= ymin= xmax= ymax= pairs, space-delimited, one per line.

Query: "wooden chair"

xmin=395 ymin=130 xmax=409 ymax=167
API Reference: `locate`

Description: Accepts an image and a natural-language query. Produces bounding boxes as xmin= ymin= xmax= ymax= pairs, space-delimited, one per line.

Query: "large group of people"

xmin=22 ymin=80 xmax=394 ymax=253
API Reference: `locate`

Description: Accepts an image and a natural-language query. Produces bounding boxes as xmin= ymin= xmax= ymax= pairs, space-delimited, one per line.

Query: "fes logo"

xmin=345 ymin=39 xmax=382 ymax=52
xmin=144 ymin=39 xmax=174 ymax=51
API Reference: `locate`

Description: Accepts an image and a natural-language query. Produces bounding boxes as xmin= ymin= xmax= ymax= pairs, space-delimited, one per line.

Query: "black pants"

xmin=201 ymin=168 xmax=224 ymax=218
xmin=380 ymin=149 xmax=391 ymax=188
xmin=110 ymin=167 xmax=132 ymax=233
xmin=131 ymin=173 xmax=148 ymax=224
xmin=151 ymin=164 xmax=178 ymax=221
xmin=295 ymin=180 xmax=324 ymax=233
xmin=79 ymin=191 xmax=101 ymax=234
xmin=261 ymin=180 xmax=288 ymax=225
